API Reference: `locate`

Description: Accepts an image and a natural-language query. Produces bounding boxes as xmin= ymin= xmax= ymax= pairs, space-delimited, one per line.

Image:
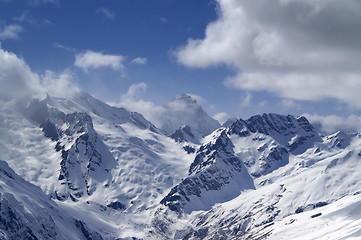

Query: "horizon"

xmin=1 ymin=0 xmax=361 ymax=133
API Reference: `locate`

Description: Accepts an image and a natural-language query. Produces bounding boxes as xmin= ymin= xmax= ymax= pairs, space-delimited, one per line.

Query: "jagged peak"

xmin=174 ymin=93 xmax=198 ymax=104
xmin=161 ymin=94 xmax=220 ymax=138
xmin=229 ymin=113 xmax=316 ymax=136
xmin=325 ymin=130 xmax=353 ymax=149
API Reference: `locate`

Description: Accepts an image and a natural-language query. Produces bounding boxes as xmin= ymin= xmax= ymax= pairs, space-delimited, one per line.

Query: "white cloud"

xmin=110 ymin=84 xmax=217 ymax=131
xmin=41 ymin=70 xmax=80 ymax=98
xmin=96 ymin=7 xmax=115 ymax=19
xmin=175 ymin=0 xmax=361 ymax=109
xmin=225 ymin=72 xmax=361 ymax=108
xmin=278 ymin=99 xmax=301 ymax=112
xmin=110 ymin=82 xmax=165 ymax=127
xmin=54 ymin=42 xmax=76 ymax=52
xmin=131 ymin=57 xmax=147 ymax=65
xmin=304 ymin=113 xmax=361 ymax=135
xmin=0 ymin=46 xmax=80 ymax=99
xmin=213 ymin=112 xmax=229 ymax=125
xmin=0 ymin=24 xmax=23 ymax=40
xmin=122 ymin=82 xmax=147 ymax=99
xmin=0 ymin=47 xmax=44 ymax=98
xmin=74 ymin=50 xmax=125 ymax=73
xmin=13 ymin=11 xmax=35 ymax=23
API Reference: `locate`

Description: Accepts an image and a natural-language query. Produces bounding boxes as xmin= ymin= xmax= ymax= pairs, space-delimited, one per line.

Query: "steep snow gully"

xmin=1 ymin=92 xmax=361 ymax=239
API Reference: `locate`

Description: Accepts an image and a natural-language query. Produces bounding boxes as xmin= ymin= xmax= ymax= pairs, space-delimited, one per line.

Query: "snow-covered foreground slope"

xmin=0 ymin=160 xmax=103 ymax=240
xmin=2 ymin=92 xmax=361 ymax=239
xmin=263 ymin=193 xmax=361 ymax=240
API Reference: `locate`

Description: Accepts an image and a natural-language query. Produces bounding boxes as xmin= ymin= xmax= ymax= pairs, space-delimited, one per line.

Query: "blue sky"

xmin=1 ymin=0 xmax=361 ymax=132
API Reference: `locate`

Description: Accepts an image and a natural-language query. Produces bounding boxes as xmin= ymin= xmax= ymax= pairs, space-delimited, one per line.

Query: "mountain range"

xmin=1 ymin=91 xmax=361 ymax=239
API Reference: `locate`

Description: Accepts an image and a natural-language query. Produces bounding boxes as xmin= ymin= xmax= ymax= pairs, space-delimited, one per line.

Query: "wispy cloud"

xmin=96 ymin=7 xmax=115 ymax=20
xmin=131 ymin=57 xmax=147 ymax=65
xmin=213 ymin=112 xmax=229 ymax=125
xmin=110 ymin=83 xmax=213 ymax=130
xmin=123 ymin=82 xmax=147 ymax=99
xmin=278 ymin=99 xmax=301 ymax=112
xmin=13 ymin=11 xmax=35 ymax=23
xmin=0 ymin=24 xmax=23 ymax=40
xmin=28 ymin=0 xmax=59 ymax=6
xmin=42 ymin=19 xmax=53 ymax=26
xmin=304 ymin=114 xmax=361 ymax=135
xmin=41 ymin=69 xmax=80 ymax=98
xmin=175 ymin=0 xmax=361 ymax=109
xmin=110 ymin=82 xmax=165 ymax=127
xmin=240 ymin=92 xmax=252 ymax=107
xmin=54 ymin=42 xmax=76 ymax=52
xmin=74 ymin=50 xmax=125 ymax=73
xmin=186 ymin=93 xmax=204 ymax=104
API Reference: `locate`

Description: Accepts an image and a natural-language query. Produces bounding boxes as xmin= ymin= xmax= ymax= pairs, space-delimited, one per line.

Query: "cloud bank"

xmin=175 ymin=0 xmax=361 ymax=108
xmin=304 ymin=114 xmax=361 ymax=135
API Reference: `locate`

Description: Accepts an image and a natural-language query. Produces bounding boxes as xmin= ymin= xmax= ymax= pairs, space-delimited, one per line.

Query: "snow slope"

xmin=0 ymin=159 xmax=102 ymax=240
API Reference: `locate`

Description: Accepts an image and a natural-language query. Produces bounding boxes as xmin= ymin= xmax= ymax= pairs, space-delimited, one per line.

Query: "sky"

xmin=1 ymin=0 xmax=361 ymax=133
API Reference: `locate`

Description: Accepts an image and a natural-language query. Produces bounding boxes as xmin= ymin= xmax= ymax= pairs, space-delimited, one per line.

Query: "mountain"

xmin=0 ymin=93 xmax=195 ymax=239
xmin=1 ymin=92 xmax=361 ymax=239
xmin=161 ymin=113 xmax=320 ymax=215
xmin=0 ymin=159 xmax=103 ymax=240
xmin=152 ymin=114 xmax=361 ymax=239
xmin=161 ymin=129 xmax=254 ymax=214
xmin=159 ymin=94 xmax=220 ymax=144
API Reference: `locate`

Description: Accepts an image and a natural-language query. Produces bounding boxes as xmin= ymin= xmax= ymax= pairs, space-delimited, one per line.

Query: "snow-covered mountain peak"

xmin=49 ymin=91 xmax=158 ymax=132
xmin=229 ymin=113 xmax=315 ymax=136
xmin=174 ymin=93 xmax=198 ymax=105
xmin=324 ymin=130 xmax=354 ymax=149
xmin=228 ymin=113 xmax=321 ymax=154
xmin=161 ymin=93 xmax=220 ymax=143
